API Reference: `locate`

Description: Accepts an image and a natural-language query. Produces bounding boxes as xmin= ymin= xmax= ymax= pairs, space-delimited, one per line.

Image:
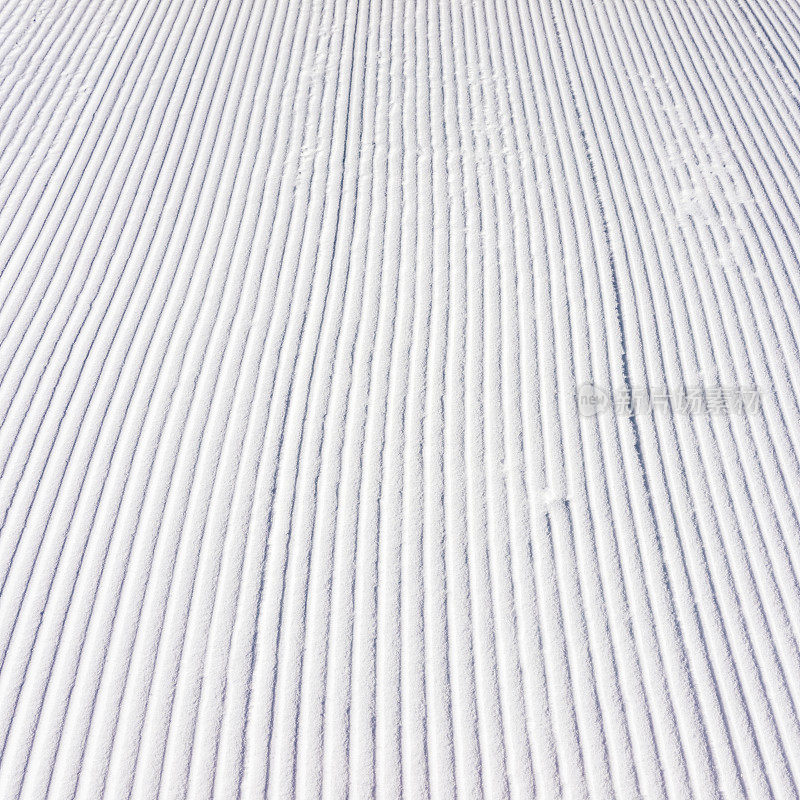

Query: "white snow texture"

xmin=1 ymin=0 xmax=800 ymax=796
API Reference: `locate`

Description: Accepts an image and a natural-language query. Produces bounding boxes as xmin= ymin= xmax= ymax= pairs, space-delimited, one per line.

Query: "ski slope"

xmin=1 ymin=0 xmax=800 ymax=794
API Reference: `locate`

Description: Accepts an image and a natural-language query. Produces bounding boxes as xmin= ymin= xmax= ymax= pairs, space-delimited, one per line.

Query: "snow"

xmin=1 ymin=0 xmax=800 ymax=795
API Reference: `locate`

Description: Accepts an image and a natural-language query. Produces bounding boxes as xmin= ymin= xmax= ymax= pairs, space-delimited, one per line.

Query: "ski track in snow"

xmin=1 ymin=0 xmax=800 ymax=795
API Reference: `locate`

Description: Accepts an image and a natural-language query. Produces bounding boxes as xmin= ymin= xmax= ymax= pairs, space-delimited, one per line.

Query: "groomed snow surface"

xmin=2 ymin=0 xmax=800 ymax=795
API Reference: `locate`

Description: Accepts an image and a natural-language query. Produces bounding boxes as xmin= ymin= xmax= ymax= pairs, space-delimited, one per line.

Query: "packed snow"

xmin=1 ymin=0 xmax=800 ymax=796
